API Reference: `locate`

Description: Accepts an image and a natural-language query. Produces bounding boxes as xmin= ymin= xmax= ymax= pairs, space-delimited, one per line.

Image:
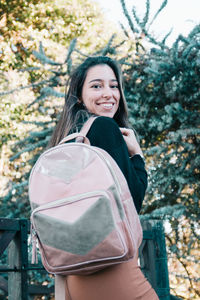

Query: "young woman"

xmin=49 ymin=56 xmax=158 ymax=300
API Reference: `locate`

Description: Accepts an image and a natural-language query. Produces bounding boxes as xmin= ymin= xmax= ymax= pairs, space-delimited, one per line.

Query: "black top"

xmin=86 ymin=116 xmax=148 ymax=213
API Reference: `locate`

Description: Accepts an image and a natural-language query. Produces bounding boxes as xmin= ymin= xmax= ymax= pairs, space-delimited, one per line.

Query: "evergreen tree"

xmin=119 ymin=0 xmax=200 ymax=297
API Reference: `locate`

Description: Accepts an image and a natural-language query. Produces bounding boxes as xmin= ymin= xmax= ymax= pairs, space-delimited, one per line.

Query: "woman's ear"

xmin=77 ymin=99 xmax=86 ymax=108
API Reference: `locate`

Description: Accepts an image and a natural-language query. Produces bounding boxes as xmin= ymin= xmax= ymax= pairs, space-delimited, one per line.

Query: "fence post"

xmin=153 ymin=221 xmax=170 ymax=299
xmin=139 ymin=220 xmax=157 ymax=289
xmin=19 ymin=219 xmax=29 ymax=299
xmin=8 ymin=230 xmax=21 ymax=300
xmin=7 ymin=219 xmax=29 ymax=300
xmin=139 ymin=219 xmax=171 ymax=299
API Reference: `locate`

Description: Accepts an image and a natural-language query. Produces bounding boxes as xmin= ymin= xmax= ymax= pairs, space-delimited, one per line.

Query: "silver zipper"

xmin=31 ymin=190 xmax=110 ymax=216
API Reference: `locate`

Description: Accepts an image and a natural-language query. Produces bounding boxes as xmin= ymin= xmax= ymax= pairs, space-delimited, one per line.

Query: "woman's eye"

xmin=91 ymin=84 xmax=101 ymax=89
xmin=111 ymin=85 xmax=119 ymax=89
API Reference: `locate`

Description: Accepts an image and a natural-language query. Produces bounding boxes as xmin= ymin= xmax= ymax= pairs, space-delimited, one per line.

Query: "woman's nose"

xmin=102 ymin=87 xmax=112 ymax=99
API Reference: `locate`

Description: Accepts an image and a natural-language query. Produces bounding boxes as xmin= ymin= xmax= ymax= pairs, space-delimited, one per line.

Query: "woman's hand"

xmin=119 ymin=128 xmax=143 ymax=157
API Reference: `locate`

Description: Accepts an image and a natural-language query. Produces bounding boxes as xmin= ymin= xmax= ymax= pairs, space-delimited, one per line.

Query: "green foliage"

xmin=1 ymin=0 xmax=200 ymax=297
xmin=0 ymin=0 xmax=115 ymax=71
xmin=118 ymin=1 xmax=199 ymax=220
xmin=118 ymin=1 xmax=200 ymax=297
xmin=123 ymin=28 xmax=200 ymax=218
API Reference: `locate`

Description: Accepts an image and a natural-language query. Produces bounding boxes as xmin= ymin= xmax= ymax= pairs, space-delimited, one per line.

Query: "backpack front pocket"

xmin=31 ymin=191 xmax=127 ymax=272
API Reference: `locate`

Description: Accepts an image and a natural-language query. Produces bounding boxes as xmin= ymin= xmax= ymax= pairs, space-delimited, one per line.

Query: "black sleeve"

xmin=86 ymin=116 xmax=148 ymax=213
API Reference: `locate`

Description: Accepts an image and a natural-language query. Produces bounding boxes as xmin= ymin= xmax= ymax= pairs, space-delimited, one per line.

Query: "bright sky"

xmin=93 ymin=0 xmax=200 ymax=45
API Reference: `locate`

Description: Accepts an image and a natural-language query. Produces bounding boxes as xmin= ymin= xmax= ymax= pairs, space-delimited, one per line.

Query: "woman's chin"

xmin=95 ymin=111 xmax=115 ymax=118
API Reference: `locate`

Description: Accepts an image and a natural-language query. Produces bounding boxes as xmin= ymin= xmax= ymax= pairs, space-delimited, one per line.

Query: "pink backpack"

xmin=29 ymin=117 xmax=143 ymax=275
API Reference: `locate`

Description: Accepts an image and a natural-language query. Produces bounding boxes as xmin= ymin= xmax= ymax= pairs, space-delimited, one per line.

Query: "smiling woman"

xmin=81 ymin=64 xmax=120 ymax=118
xmin=48 ymin=56 xmax=130 ymax=147
xmin=48 ymin=56 xmax=158 ymax=300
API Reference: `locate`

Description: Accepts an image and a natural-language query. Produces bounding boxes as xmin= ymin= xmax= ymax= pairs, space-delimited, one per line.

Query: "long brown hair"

xmin=49 ymin=56 xmax=129 ymax=147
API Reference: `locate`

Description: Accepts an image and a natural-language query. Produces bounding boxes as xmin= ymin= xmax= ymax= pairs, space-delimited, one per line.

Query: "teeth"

xmin=102 ymin=104 xmax=113 ymax=107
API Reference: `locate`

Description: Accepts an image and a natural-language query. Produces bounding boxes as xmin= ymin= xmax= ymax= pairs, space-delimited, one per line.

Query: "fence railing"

xmin=0 ymin=217 xmax=174 ymax=300
xmin=0 ymin=218 xmax=53 ymax=299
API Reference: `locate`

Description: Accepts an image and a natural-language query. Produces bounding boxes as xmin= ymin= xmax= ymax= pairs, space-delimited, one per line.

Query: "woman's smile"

xmin=97 ymin=101 xmax=116 ymax=110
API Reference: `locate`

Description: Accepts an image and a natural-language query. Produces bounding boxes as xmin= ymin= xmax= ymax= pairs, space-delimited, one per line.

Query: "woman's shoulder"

xmin=86 ymin=116 xmax=124 ymax=148
xmin=90 ymin=116 xmax=119 ymax=132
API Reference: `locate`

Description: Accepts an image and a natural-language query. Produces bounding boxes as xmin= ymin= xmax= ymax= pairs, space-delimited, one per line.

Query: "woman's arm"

xmin=86 ymin=116 xmax=147 ymax=213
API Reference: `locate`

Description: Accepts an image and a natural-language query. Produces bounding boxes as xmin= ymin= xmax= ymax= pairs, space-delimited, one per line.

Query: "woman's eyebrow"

xmin=88 ymin=79 xmax=118 ymax=83
xmin=89 ymin=79 xmax=102 ymax=83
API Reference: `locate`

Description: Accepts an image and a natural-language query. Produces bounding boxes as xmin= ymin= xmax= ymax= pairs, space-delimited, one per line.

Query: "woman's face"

xmin=81 ymin=64 xmax=120 ymax=118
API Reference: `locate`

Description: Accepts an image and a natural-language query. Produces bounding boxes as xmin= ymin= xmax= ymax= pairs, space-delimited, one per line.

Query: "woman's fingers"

xmin=119 ymin=128 xmax=133 ymax=136
xmin=119 ymin=127 xmax=143 ymax=157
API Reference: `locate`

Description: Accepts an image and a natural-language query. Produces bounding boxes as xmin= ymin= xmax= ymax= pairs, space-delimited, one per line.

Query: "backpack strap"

xmin=58 ymin=116 xmax=97 ymax=145
xmin=55 ymin=275 xmax=67 ymax=300
xmin=59 ymin=133 xmax=90 ymax=145
xmin=79 ymin=116 xmax=97 ymax=136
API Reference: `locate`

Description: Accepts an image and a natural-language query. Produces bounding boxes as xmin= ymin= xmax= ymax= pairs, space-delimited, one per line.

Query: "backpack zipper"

xmin=30 ymin=223 xmax=38 ymax=264
xmin=31 ymin=190 xmax=110 ymax=215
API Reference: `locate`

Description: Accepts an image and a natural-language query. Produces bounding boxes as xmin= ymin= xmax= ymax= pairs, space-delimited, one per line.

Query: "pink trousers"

xmin=65 ymin=255 xmax=159 ymax=300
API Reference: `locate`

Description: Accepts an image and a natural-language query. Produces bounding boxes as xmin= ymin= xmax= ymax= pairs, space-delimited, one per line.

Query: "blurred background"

xmin=0 ymin=0 xmax=199 ymax=298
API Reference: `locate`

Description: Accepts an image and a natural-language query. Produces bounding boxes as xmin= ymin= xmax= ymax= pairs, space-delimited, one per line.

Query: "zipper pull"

xmin=31 ymin=225 xmax=38 ymax=264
